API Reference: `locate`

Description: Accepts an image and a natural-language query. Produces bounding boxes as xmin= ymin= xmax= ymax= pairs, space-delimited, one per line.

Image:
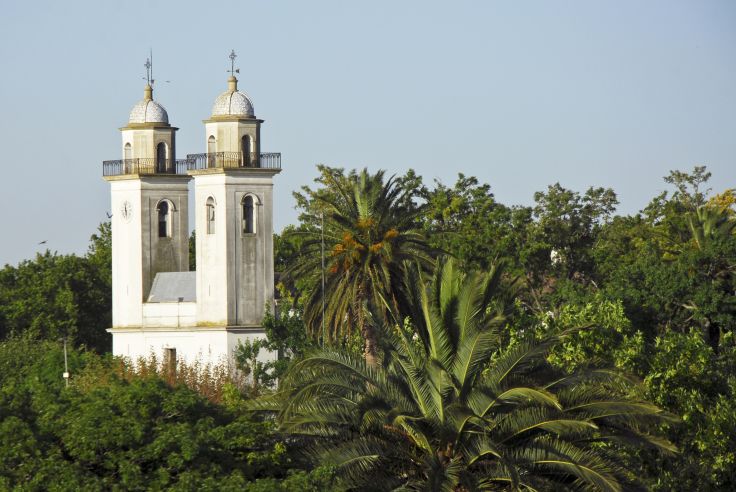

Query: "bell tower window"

xmin=157 ymin=200 xmax=172 ymax=238
xmin=206 ymin=197 xmax=216 ymax=234
xmin=124 ymin=143 xmax=132 ymax=173
xmin=241 ymin=135 xmax=252 ymax=167
xmin=207 ymin=136 xmax=216 ymax=168
xmin=156 ymin=142 xmax=167 ymax=173
xmin=242 ymin=195 xmax=255 ymax=234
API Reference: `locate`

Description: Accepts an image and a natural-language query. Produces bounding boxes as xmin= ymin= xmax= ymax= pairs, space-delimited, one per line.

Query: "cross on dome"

xmin=145 ymin=57 xmax=153 ymax=85
xmin=211 ymin=49 xmax=254 ymax=118
xmin=128 ymin=52 xmax=169 ymax=124
xmin=228 ymin=49 xmax=240 ymax=77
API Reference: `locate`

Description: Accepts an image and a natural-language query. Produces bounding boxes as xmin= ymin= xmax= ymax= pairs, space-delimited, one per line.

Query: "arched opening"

xmin=241 ymin=135 xmax=252 ymax=167
xmin=157 ymin=201 xmax=172 ymax=238
xmin=207 ymin=136 xmax=216 ymax=168
xmin=242 ymin=195 xmax=255 ymax=234
xmin=156 ymin=142 xmax=167 ymax=173
xmin=124 ymin=143 xmax=132 ymax=173
xmin=206 ymin=197 xmax=216 ymax=234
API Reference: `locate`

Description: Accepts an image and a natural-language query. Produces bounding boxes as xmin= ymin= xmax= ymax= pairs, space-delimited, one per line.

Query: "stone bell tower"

xmin=103 ymin=59 xmax=190 ymax=329
xmin=104 ymin=52 xmax=281 ymax=367
xmin=189 ymin=50 xmax=281 ymax=328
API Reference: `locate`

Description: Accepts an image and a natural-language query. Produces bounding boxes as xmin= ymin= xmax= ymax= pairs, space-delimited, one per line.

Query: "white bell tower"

xmin=104 ymin=60 xmax=191 ymax=329
xmin=104 ymin=52 xmax=280 ymax=368
xmin=190 ymin=51 xmax=281 ymax=327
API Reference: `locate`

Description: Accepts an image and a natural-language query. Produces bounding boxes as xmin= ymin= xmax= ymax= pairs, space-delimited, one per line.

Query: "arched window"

xmin=156 ymin=142 xmax=167 ymax=173
xmin=242 ymin=195 xmax=255 ymax=234
xmin=241 ymin=135 xmax=252 ymax=167
xmin=157 ymin=201 xmax=172 ymax=238
xmin=207 ymin=136 xmax=216 ymax=168
xmin=124 ymin=143 xmax=132 ymax=173
xmin=206 ymin=197 xmax=216 ymax=234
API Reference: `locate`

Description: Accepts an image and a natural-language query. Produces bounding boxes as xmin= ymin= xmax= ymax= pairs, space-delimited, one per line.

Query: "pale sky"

xmin=0 ymin=0 xmax=734 ymax=266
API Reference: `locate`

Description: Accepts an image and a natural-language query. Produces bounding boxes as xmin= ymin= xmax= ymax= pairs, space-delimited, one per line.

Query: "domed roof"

xmin=128 ymin=85 xmax=169 ymax=124
xmin=211 ymin=76 xmax=254 ymax=118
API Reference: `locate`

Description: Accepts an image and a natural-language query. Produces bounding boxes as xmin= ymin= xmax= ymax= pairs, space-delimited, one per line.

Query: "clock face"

xmin=120 ymin=200 xmax=133 ymax=222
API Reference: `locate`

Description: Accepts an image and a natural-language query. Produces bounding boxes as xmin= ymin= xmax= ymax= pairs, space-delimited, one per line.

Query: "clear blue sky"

xmin=0 ymin=0 xmax=734 ymax=266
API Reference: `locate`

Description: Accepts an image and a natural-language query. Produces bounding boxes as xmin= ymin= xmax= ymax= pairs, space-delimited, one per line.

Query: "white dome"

xmin=211 ymin=76 xmax=254 ymax=118
xmin=129 ymin=99 xmax=169 ymax=124
xmin=128 ymin=85 xmax=169 ymax=124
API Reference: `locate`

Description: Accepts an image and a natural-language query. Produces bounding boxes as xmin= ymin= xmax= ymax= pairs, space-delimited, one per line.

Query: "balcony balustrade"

xmin=102 ymin=158 xmax=190 ymax=177
xmin=185 ymin=152 xmax=281 ymax=171
xmin=103 ymin=152 xmax=281 ymax=176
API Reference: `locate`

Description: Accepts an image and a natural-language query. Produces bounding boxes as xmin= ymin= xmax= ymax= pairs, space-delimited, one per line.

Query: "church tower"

xmin=104 ymin=52 xmax=280 ymax=368
xmin=189 ymin=51 xmax=281 ymax=327
xmin=103 ymin=61 xmax=191 ymax=329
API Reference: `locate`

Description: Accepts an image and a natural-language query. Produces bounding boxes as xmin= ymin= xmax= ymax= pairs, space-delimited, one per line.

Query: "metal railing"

xmin=102 ymin=158 xmax=190 ymax=177
xmin=185 ymin=152 xmax=281 ymax=171
xmin=103 ymin=152 xmax=281 ymax=176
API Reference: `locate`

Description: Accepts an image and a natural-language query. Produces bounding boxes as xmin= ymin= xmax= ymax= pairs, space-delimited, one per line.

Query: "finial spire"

xmin=228 ymin=49 xmax=239 ymax=77
xmin=143 ymin=54 xmax=154 ymax=100
xmin=144 ymin=56 xmax=153 ymax=86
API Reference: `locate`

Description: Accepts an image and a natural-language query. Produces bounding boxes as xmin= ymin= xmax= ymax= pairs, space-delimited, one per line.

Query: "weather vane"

xmin=144 ymin=49 xmax=154 ymax=85
xmin=228 ymin=49 xmax=240 ymax=76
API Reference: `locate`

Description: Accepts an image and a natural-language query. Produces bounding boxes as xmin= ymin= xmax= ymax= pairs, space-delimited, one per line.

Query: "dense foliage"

xmin=275 ymin=165 xmax=735 ymax=491
xmin=266 ymin=260 xmax=674 ymax=491
xmin=0 ymin=223 xmax=112 ymax=352
xmin=1 ymin=165 xmax=734 ymax=490
xmin=0 ymin=337 xmax=337 ymax=491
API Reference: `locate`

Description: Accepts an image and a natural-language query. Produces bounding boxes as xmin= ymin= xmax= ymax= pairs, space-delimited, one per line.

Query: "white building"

xmin=103 ymin=59 xmax=281 ymax=369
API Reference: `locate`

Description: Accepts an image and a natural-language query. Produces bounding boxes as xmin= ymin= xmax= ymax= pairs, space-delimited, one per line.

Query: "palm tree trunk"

xmin=355 ymin=286 xmax=378 ymax=366
xmin=362 ymin=323 xmax=378 ymax=366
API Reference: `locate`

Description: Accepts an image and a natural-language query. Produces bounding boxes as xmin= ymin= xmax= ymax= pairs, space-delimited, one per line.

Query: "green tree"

xmin=0 ymin=337 xmax=338 ymax=491
xmin=0 ymin=223 xmax=112 ymax=352
xmin=419 ymin=173 xmax=533 ymax=273
xmin=0 ymin=251 xmax=110 ymax=352
xmin=267 ymin=259 xmax=674 ymax=491
xmin=87 ymin=221 xmax=112 ymax=288
xmin=528 ymin=183 xmax=618 ymax=284
xmin=289 ymin=166 xmax=435 ymax=365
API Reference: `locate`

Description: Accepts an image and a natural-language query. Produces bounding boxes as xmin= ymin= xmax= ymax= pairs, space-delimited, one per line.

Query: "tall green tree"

xmin=288 ymin=166 xmax=435 ymax=365
xmin=0 ymin=222 xmax=112 ymax=352
xmin=0 ymin=252 xmax=111 ymax=352
xmin=267 ymin=259 xmax=675 ymax=491
xmin=528 ymin=183 xmax=618 ymax=285
xmin=419 ymin=174 xmax=533 ymax=273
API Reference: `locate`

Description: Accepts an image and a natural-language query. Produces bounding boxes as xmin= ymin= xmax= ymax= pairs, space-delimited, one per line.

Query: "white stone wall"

xmin=142 ymin=302 xmax=197 ymax=328
xmin=193 ymin=171 xmax=276 ymax=326
xmin=110 ymin=179 xmax=145 ymax=327
xmin=110 ymin=327 xmax=276 ymax=369
xmin=108 ymin=176 xmax=191 ymax=328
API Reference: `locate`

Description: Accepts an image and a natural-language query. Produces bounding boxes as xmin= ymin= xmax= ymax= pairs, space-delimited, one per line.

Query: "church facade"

xmin=102 ymin=58 xmax=280 ymax=368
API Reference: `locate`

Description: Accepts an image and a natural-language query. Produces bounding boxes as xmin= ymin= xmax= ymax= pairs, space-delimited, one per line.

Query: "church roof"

xmin=211 ymin=76 xmax=254 ymax=118
xmin=129 ymin=84 xmax=169 ymax=124
xmin=147 ymin=272 xmax=196 ymax=302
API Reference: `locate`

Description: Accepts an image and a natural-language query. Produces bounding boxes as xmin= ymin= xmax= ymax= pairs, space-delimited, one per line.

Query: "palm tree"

xmin=268 ymin=259 xmax=675 ymax=491
xmin=288 ymin=167 xmax=435 ymax=365
xmin=686 ymin=203 xmax=736 ymax=250
xmin=682 ymin=203 xmax=736 ymax=351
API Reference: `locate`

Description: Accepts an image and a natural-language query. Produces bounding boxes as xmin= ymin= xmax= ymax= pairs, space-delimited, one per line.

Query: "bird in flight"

xmin=38 ymin=240 xmax=47 ymax=245
xmin=106 ymin=211 xmax=113 ymax=219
